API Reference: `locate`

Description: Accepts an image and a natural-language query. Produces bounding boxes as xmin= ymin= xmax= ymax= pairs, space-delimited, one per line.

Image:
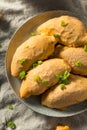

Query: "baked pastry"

xmin=37 ymin=16 xmax=87 ymax=47
xmin=56 ymin=125 xmax=70 ymax=130
xmin=42 ymin=74 xmax=87 ymax=109
xmin=53 ymin=45 xmax=87 ymax=76
xmin=11 ymin=35 xmax=56 ymax=77
xmin=20 ymin=58 xmax=71 ymax=98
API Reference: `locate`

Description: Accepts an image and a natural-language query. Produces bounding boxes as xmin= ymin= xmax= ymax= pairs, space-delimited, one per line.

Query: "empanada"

xmin=11 ymin=35 xmax=56 ymax=77
xmin=37 ymin=16 xmax=87 ymax=47
xmin=42 ymin=74 xmax=87 ymax=109
xmin=20 ymin=58 xmax=71 ymax=98
xmin=54 ymin=45 xmax=87 ymax=76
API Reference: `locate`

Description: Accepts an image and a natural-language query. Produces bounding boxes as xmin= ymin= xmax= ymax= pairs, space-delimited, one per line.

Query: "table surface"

xmin=0 ymin=0 xmax=87 ymax=130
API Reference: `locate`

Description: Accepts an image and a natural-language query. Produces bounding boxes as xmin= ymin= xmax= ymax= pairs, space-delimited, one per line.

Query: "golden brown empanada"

xmin=42 ymin=74 xmax=87 ymax=109
xmin=11 ymin=35 xmax=56 ymax=77
xmin=37 ymin=16 xmax=87 ymax=47
xmin=20 ymin=58 xmax=71 ymax=98
xmin=53 ymin=45 xmax=87 ymax=76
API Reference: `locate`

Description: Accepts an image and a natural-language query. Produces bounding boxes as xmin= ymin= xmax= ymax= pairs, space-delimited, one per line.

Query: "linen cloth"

xmin=0 ymin=0 xmax=87 ymax=130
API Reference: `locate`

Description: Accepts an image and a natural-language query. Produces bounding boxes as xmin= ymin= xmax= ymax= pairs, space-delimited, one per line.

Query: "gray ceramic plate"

xmin=6 ymin=10 xmax=87 ymax=117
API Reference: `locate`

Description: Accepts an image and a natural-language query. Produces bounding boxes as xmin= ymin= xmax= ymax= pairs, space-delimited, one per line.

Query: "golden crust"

xmin=37 ymin=15 xmax=87 ymax=47
xmin=20 ymin=59 xmax=71 ymax=98
xmin=53 ymin=46 xmax=87 ymax=76
xmin=11 ymin=35 xmax=56 ymax=77
xmin=56 ymin=126 xmax=70 ymax=130
xmin=41 ymin=74 xmax=87 ymax=109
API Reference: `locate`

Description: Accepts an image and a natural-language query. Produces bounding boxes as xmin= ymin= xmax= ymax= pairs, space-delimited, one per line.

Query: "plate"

xmin=6 ymin=10 xmax=87 ymax=117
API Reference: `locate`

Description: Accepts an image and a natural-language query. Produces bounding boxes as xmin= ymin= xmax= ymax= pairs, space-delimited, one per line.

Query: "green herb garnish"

xmin=32 ymin=63 xmax=38 ymax=68
xmin=64 ymin=70 xmax=70 ymax=79
xmin=19 ymin=71 xmax=26 ymax=79
xmin=60 ymin=84 xmax=66 ymax=90
xmin=75 ymin=61 xmax=82 ymax=67
xmin=6 ymin=121 xmax=16 ymax=129
xmin=34 ymin=75 xmax=40 ymax=82
xmin=30 ymin=32 xmax=36 ymax=36
xmin=84 ymin=45 xmax=87 ymax=52
xmin=55 ymin=71 xmax=70 ymax=85
xmin=31 ymin=60 xmax=43 ymax=69
xmin=61 ymin=20 xmax=68 ymax=27
xmin=19 ymin=58 xmax=27 ymax=64
xmin=55 ymin=74 xmax=62 ymax=79
xmin=7 ymin=105 xmax=13 ymax=110
xmin=53 ymin=34 xmax=60 ymax=38
xmin=37 ymin=60 xmax=43 ymax=65
xmin=42 ymin=79 xmax=47 ymax=85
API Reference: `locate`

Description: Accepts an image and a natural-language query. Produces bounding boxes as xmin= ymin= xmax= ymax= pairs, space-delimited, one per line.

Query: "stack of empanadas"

xmin=11 ymin=15 xmax=87 ymax=110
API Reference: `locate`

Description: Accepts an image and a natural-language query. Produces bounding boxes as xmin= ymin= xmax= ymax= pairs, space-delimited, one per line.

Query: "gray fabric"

xmin=0 ymin=0 xmax=87 ymax=130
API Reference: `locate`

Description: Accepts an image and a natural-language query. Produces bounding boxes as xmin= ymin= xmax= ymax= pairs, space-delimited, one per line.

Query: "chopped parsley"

xmin=55 ymin=71 xmax=70 ymax=85
xmin=34 ymin=75 xmax=40 ymax=82
xmin=61 ymin=20 xmax=68 ymax=27
xmin=60 ymin=84 xmax=66 ymax=90
xmin=19 ymin=71 xmax=26 ymax=79
xmin=37 ymin=60 xmax=43 ymax=65
xmin=7 ymin=105 xmax=13 ymax=110
xmin=75 ymin=61 xmax=82 ymax=67
xmin=31 ymin=60 xmax=43 ymax=69
xmin=53 ymin=34 xmax=60 ymax=38
xmin=19 ymin=58 xmax=27 ymax=64
xmin=42 ymin=79 xmax=47 ymax=85
xmin=6 ymin=121 xmax=16 ymax=129
xmin=30 ymin=32 xmax=36 ymax=36
xmin=83 ymin=45 xmax=87 ymax=52
xmin=64 ymin=70 xmax=70 ymax=78
xmin=32 ymin=63 xmax=38 ymax=68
